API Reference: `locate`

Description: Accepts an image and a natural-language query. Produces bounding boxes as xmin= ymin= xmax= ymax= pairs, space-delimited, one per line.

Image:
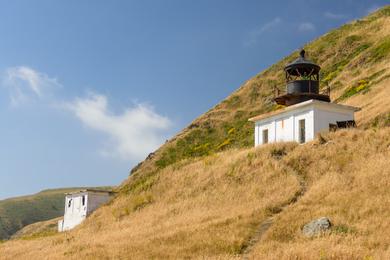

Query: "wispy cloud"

xmin=324 ymin=11 xmax=347 ymax=20
xmin=2 ymin=66 xmax=60 ymax=106
xmin=244 ymin=17 xmax=282 ymax=47
xmin=1 ymin=66 xmax=173 ymax=161
xmin=298 ymin=22 xmax=316 ymax=32
xmin=65 ymin=92 xmax=172 ymax=161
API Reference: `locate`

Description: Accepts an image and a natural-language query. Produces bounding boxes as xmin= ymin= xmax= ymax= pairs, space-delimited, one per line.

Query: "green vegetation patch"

xmin=156 ymin=114 xmax=254 ymax=169
xmin=371 ymin=112 xmax=390 ymax=128
xmin=225 ymin=95 xmax=241 ymax=109
xmin=337 ymin=69 xmax=387 ymax=101
xmin=20 ymin=230 xmax=57 ymax=241
xmin=332 ymin=224 xmax=357 ymax=235
xmin=321 ymin=42 xmax=371 ymax=85
xmin=370 ymin=37 xmax=390 ymax=61
xmin=121 ymin=170 xmax=159 ymax=194
xmin=338 ymin=79 xmax=370 ymax=100
xmin=378 ymin=5 xmax=390 ymax=17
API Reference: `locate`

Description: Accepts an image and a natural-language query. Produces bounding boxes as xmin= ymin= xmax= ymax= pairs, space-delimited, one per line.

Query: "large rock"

xmin=302 ymin=217 xmax=332 ymax=237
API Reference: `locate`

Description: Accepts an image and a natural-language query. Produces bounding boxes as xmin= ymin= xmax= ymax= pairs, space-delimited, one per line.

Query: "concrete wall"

xmin=86 ymin=192 xmax=111 ymax=215
xmin=255 ymin=108 xmax=313 ymax=146
xmin=314 ymin=107 xmax=355 ymax=134
xmin=59 ymin=192 xmax=88 ymax=232
xmin=294 ymin=110 xmax=314 ymax=143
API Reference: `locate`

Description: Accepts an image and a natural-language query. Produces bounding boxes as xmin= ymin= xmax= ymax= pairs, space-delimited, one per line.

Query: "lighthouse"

xmin=249 ymin=49 xmax=360 ymax=146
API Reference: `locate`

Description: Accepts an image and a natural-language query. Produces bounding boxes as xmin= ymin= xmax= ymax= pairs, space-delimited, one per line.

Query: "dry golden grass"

xmin=1 ymin=128 xmax=390 ymax=259
xmin=250 ymin=129 xmax=390 ymax=259
xmin=1 ymin=142 xmax=301 ymax=259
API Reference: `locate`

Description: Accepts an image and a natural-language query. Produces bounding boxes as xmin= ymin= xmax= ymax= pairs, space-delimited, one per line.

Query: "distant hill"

xmin=11 ymin=217 xmax=60 ymax=240
xmin=0 ymin=187 xmax=111 ymax=240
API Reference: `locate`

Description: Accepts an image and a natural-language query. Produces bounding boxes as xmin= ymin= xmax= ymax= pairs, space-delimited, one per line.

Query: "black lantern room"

xmin=274 ymin=49 xmax=330 ymax=106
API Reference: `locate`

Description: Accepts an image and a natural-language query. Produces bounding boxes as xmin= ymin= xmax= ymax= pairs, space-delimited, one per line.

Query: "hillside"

xmin=128 ymin=5 xmax=390 ymax=176
xmin=10 ymin=218 xmax=61 ymax=240
xmin=0 ymin=5 xmax=389 ymax=259
xmin=1 ymin=129 xmax=390 ymax=258
xmin=0 ymin=187 xmax=111 ymax=240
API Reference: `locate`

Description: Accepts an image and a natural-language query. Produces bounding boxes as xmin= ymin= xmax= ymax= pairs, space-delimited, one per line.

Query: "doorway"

xmin=262 ymin=129 xmax=269 ymax=144
xmin=299 ymin=119 xmax=305 ymax=143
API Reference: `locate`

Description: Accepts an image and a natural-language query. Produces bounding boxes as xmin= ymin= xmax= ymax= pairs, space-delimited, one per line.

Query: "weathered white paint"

xmin=250 ymin=99 xmax=360 ymax=146
xmin=58 ymin=190 xmax=114 ymax=232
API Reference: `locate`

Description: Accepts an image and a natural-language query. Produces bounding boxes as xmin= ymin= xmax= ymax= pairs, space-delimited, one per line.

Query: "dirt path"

xmin=239 ymin=171 xmax=307 ymax=259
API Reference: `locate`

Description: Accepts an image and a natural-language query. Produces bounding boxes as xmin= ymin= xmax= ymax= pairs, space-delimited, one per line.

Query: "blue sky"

xmin=0 ymin=0 xmax=387 ymax=199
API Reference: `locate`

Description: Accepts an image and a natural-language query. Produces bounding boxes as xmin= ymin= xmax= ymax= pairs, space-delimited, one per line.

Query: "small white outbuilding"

xmin=58 ymin=189 xmax=115 ymax=232
xmin=249 ymin=99 xmax=360 ymax=146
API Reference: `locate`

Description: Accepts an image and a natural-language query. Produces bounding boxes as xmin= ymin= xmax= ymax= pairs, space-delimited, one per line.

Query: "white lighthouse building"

xmin=249 ymin=50 xmax=360 ymax=146
xmin=58 ymin=189 xmax=115 ymax=232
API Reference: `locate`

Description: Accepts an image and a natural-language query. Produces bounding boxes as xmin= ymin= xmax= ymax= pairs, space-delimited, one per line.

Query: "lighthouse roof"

xmin=284 ymin=49 xmax=320 ymax=76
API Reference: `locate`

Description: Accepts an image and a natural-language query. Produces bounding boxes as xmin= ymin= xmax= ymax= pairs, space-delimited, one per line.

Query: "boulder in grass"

xmin=302 ymin=217 xmax=332 ymax=237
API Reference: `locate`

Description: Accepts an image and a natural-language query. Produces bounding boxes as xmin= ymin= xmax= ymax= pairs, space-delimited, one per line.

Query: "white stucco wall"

xmin=253 ymin=100 xmax=358 ymax=147
xmin=293 ymin=110 xmax=314 ymax=143
xmin=255 ymin=108 xmax=314 ymax=146
xmin=58 ymin=191 xmax=112 ymax=232
xmin=59 ymin=192 xmax=88 ymax=232
xmin=314 ymin=107 xmax=355 ymax=134
xmin=86 ymin=192 xmax=111 ymax=215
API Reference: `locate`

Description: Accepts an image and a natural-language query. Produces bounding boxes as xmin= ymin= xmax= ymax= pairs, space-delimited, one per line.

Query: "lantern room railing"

xmin=273 ymin=84 xmax=331 ymax=99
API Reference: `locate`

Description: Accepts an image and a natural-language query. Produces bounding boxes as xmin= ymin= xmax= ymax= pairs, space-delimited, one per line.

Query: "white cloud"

xmin=244 ymin=17 xmax=282 ymax=46
xmin=298 ymin=22 xmax=316 ymax=32
xmin=324 ymin=12 xmax=347 ymax=20
xmin=66 ymin=92 xmax=172 ymax=161
xmin=2 ymin=66 xmax=60 ymax=106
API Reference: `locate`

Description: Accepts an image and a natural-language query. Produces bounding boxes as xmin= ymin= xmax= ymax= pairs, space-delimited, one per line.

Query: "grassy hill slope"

xmin=128 ymin=5 xmax=390 ymax=175
xmin=1 ymin=129 xmax=390 ymax=259
xmin=0 ymin=6 xmax=389 ymax=259
xmin=0 ymin=187 xmax=111 ymax=240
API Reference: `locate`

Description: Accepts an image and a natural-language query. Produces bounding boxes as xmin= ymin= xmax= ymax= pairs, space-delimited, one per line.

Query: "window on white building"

xmin=262 ymin=129 xmax=269 ymax=144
